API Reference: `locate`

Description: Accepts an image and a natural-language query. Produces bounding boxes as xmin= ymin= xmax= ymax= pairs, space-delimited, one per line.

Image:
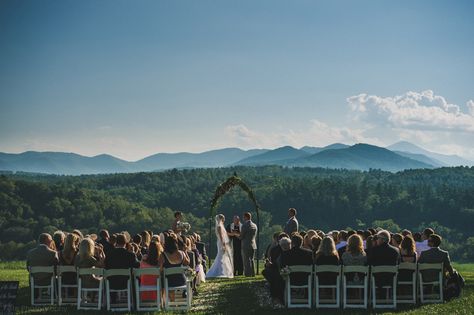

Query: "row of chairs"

xmin=282 ymin=262 xmax=444 ymax=309
xmin=28 ymin=265 xmax=194 ymax=311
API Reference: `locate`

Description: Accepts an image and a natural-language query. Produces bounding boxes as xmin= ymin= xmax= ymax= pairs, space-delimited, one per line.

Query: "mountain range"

xmin=0 ymin=142 xmax=472 ymax=175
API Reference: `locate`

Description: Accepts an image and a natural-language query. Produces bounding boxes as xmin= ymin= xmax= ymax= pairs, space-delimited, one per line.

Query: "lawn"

xmin=0 ymin=261 xmax=472 ymax=314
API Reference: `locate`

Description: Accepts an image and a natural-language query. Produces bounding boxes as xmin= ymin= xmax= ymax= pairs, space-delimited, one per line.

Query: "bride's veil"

xmin=215 ymin=214 xmax=229 ymax=244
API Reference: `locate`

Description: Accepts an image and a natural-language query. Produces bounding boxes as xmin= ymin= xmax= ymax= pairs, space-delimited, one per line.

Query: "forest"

xmin=1 ymin=165 xmax=474 ymax=261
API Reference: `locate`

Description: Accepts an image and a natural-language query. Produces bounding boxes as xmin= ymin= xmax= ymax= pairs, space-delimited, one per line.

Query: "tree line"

xmin=1 ymin=166 xmax=473 ymax=261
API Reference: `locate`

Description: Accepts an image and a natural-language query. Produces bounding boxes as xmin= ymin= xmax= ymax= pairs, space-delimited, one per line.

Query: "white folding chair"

xmin=314 ymin=265 xmax=341 ymax=308
xmin=418 ymin=263 xmax=444 ymax=304
xmin=133 ymin=268 xmax=161 ymax=311
xmin=163 ymin=267 xmax=192 ymax=311
xmin=371 ymin=265 xmax=398 ymax=309
xmin=57 ymin=265 xmax=78 ymax=305
xmin=397 ymin=262 xmax=417 ymax=304
xmin=282 ymin=265 xmax=313 ymax=309
xmin=342 ymin=265 xmax=369 ymax=309
xmin=29 ymin=266 xmax=55 ymax=306
xmin=104 ymin=269 xmax=132 ymax=311
xmin=77 ymin=268 xmax=103 ymax=310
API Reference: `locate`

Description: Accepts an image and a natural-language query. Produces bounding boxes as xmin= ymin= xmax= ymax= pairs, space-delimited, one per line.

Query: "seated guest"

xmin=368 ymin=230 xmax=400 ymax=287
xmin=53 ymin=231 xmax=65 ymax=252
xmin=139 ymin=241 xmax=163 ymax=301
xmin=314 ymin=236 xmax=340 ymax=285
xmin=311 ymin=236 xmax=322 ymax=262
xmin=105 ymin=234 xmax=140 ymax=290
xmin=159 ymin=234 xmax=190 ymax=291
xmin=59 ymin=233 xmax=80 ymax=284
xmin=342 ymin=234 xmax=367 ymax=266
xmin=140 ymin=230 xmax=151 ymax=255
xmin=418 ymin=234 xmax=454 ymax=282
xmin=391 ymin=233 xmax=403 ymax=249
xmin=27 ymin=233 xmax=59 ymax=285
xmin=72 ymin=229 xmax=84 ymax=240
xmin=398 ymin=234 xmax=417 ymax=282
xmin=338 ymin=230 xmax=355 ymax=258
xmin=267 ymin=237 xmax=291 ymax=304
xmin=280 ymin=234 xmax=313 ymax=285
xmin=400 ymin=235 xmax=417 ymax=263
xmin=342 ymin=234 xmax=367 ymax=284
xmin=75 ymin=238 xmax=105 ymax=288
xmin=302 ymin=233 xmax=313 ymax=250
xmin=97 ymin=229 xmax=114 ymax=256
xmin=401 ymin=229 xmax=412 ymax=237
xmin=336 ymin=230 xmax=348 ymax=250
xmin=416 ymin=228 xmax=434 ymax=257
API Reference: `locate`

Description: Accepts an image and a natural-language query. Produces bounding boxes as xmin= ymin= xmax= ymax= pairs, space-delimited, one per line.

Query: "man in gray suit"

xmin=239 ymin=212 xmax=257 ymax=277
xmin=284 ymin=208 xmax=299 ymax=235
xmin=26 ymin=233 xmax=59 ymax=285
xmin=419 ymin=234 xmax=454 ymax=282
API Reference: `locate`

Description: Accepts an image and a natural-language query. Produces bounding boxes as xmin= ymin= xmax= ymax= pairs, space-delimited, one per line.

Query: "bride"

xmin=206 ymin=214 xmax=234 ymax=278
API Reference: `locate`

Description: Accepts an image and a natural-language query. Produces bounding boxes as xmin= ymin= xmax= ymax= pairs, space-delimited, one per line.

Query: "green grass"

xmin=0 ymin=261 xmax=472 ymax=314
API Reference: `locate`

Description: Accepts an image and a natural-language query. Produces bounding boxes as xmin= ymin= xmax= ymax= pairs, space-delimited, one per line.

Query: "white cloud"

xmin=347 ymin=90 xmax=474 ymax=132
xmin=225 ymin=120 xmax=384 ymax=149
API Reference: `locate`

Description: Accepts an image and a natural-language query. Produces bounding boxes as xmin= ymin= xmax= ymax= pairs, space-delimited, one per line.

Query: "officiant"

xmin=226 ymin=215 xmax=244 ymax=276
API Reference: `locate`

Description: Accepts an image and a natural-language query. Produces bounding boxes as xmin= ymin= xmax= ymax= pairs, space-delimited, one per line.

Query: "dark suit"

xmin=26 ymin=244 xmax=59 ymax=285
xmin=284 ymin=216 xmax=298 ymax=235
xmin=105 ymin=247 xmax=140 ymax=289
xmin=226 ymin=223 xmax=243 ymax=275
xmin=97 ymin=238 xmax=114 ymax=256
xmin=419 ymin=247 xmax=453 ymax=282
xmin=281 ymin=247 xmax=313 ymax=285
xmin=368 ymin=242 xmax=400 ymax=287
xmin=196 ymin=241 xmax=207 ymax=272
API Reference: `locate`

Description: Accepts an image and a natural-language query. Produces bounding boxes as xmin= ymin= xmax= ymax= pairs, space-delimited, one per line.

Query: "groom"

xmin=239 ymin=212 xmax=257 ymax=277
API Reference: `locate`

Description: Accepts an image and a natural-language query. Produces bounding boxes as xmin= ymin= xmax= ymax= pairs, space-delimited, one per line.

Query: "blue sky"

xmin=1 ymin=0 xmax=473 ymax=161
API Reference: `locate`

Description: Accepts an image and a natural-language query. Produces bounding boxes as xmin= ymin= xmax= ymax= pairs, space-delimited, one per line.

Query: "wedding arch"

xmin=209 ymin=173 xmax=261 ymax=274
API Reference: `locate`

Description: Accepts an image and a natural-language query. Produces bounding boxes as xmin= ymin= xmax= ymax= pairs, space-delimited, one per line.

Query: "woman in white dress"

xmin=206 ymin=214 xmax=234 ymax=278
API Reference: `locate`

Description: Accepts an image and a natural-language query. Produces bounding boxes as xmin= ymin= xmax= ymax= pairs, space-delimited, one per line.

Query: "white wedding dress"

xmin=206 ymin=222 xmax=234 ymax=278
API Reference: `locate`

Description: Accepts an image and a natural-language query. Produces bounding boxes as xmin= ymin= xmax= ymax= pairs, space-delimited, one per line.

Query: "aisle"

xmin=192 ymin=276 xmax=269 ymax=314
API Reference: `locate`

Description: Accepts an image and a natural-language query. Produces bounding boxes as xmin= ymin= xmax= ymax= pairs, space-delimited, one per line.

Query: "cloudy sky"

xmin=1 ymin=1 xmax=473 ymax=161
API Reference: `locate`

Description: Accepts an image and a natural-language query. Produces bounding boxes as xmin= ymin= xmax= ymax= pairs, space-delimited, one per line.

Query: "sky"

xmin=1 ymin=0 xmax=473 ymax=161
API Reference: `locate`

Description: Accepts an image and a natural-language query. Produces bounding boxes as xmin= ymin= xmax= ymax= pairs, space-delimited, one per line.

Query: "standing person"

xmin=172 ymin=211 xmax=184 ymax=235
xmin=239 ymin=212 xmax=258 ymax=277
xmin=284 ymin=208 xmax=299 ymax=235
xmin=206 ymin=214 xmax=234 ymax=278
xmin=226 ymin=215 xmax=243 ymax=276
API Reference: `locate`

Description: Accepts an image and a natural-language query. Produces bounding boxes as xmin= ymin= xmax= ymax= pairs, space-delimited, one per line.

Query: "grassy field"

xmin=1 ymin=261 xmax=473 ymax=314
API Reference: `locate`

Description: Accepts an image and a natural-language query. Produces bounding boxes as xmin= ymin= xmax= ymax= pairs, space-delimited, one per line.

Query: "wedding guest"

xmin=27 ymin=233 xmax=59 ymax=285
xmin=418 ymin=234 xmax=454 ymax=282
xmin=391 ymin=233 xmax=403 ymax=249
xmin=53 ymin=231 xmax=65 ymax=251
xmin=398 ymin=234 xmax=417 ymax=283
xmin=284 ymin=208 xmax=298 ymax=235
xmin=59 ymin=233 xmax=80 ymax=285
xmin=314 ymin=237 xmax=340 ymax=285
xmin=368 ymin=230 xmax=400 ymax=287
xmin=97 ymin=229 xmax=114 ymax=256
xmin=75 ymin=238 xmax=105 ymax=288
xmin=336 ymin=230 xmax=348 ymax=250
xmin=402 ymin=229 xmax=412 ymax=237
xmin=342 ymin=234 xmax=367 ymax=266
xmin=265 ymin=232 xmax=281 ymax=260
xmin=281 ymin=234 xmax=312 ymax=285
xmin=310 ymin=236 xmax=322 ymax=261
xmin=270 ymin=237 xmax=291 ymax=304
xmin=105 ymin=234 xmax=140 ymax=290
xmin=159 ymin=233 xmax=190 ymax=294
xmin=338 ymin=230 xmax=355 ymax=257
xmin=141 ymin=230 xmax=151 ymax=255
xmin=302 ymin=234 xmax=313 ymax=250
xmin=416 ymin=228 xmax=434 ymax=256
xmin=72 ymin=229 xmax=84 ymax=240
xmin=139 ymin=241 xmax=162 ymax=301
xmin=400 ymin=235 xmax=417 ymax=263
